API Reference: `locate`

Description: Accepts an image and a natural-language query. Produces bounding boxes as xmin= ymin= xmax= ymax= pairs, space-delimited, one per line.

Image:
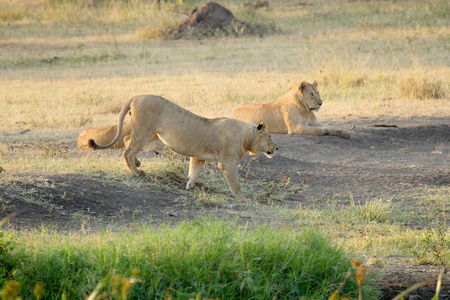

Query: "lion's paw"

xmin=335 ymin=130 xmax=350 ymax=139
xmin=133 ymin=170 xmax=145 ymax=177
xmin=235 ymin=193 xmax=248 ymax=202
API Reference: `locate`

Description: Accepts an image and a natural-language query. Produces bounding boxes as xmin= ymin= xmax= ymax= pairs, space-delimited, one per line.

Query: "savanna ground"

xmin=1 ymin=0 xmax=449 ymax=298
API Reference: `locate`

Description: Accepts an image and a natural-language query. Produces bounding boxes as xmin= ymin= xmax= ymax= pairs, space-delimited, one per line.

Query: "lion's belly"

xmin=157 ymin=134 xmax=217 ymax=161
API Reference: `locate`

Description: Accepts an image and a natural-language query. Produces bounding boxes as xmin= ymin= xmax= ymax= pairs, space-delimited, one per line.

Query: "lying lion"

xmin=232 ymin=81 xmax=350 ymax=139
xmin=88 ymin=95 xmax=278 ymax=201
xmin=78 ymin=121 xmax=132 ymax=150
xmin=78 ymin=120 xmax=166 ymax=159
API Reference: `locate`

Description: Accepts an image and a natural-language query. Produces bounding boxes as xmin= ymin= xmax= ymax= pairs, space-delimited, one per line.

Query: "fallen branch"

xmin=371 ymin=124 xmax=398 ymax=128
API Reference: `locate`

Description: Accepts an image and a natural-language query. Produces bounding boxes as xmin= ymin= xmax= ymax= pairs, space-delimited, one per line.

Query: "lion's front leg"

xmin=217 ymin=162 xmax=247 ymax=202
xmin=286 ymin=123 xmax=328 ymax=136
xmin=186 ymin=157 xmax=205 ymax=190
xmin=325 ymin=125 xmax=350 ymax=139
xmin=312 ymin=121 xmax=350 ymax=139
xmin=285 ymin=115 xmax=328 ymax=136
xmin=287 ymin=119 xmax=350 ymax=138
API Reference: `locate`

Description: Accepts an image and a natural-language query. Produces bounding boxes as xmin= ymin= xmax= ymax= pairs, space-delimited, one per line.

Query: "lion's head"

xmin=298 ymin=81 xmax=322 ymax=112
xmin=250 ymin=122 xmax=278 ymax=158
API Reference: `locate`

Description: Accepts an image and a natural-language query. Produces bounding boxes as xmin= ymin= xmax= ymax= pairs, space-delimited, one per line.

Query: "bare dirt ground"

xmin=1 ymin=116 xmax=449 ymax=299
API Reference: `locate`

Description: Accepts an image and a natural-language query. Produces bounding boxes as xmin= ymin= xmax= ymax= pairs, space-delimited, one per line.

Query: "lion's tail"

xmin=88 ymin=99 xmax=133 ymax=150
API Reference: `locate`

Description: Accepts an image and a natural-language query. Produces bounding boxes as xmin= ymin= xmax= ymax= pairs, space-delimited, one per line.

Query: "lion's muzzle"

xmin=265 ymin=146 xmax=278 ymax=158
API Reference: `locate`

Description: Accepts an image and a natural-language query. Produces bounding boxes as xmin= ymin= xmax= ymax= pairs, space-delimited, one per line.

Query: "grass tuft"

xmin=194 ymin=189 xmax=230 ymax=207
xmin=232 ymin=5 xmax=276 ymax=37
xmin=135 ymin=5 xmax=184 ymax=40
xmin=398 ymin=77 xmax=446 ymax=99
xmin=349 ymin=198 xmax=394 ymax=224
xmin=317 ymin=63 xmax=368 ymax=89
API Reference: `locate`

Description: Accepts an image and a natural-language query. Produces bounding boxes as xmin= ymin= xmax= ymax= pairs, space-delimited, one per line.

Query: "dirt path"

xmin=269 ymin=117 xmax=449 ymax=210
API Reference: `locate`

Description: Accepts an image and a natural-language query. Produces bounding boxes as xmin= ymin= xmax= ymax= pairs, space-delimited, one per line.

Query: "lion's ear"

xmin=257 ymin=122 xmax=266 ymax=131
xmin=300 ymin=81 xmax=308 ymax=93
xmin=313 ymin=80 xmax=318 ymax=87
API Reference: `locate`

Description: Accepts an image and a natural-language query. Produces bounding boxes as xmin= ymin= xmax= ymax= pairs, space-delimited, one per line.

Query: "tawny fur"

xmin=89 ymin=95 xmax=278 ymax=201
xmin=78 ymin=121 xmax=132 ymax=150
xmin=232 ymin=81 xmax=350 ymax=138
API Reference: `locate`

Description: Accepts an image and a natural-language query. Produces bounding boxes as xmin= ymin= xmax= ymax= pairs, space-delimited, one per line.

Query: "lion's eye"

xmin=310 ymin=93 xmax=314 ymax=97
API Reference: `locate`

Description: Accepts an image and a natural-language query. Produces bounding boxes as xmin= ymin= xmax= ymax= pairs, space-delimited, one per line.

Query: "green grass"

xmin=0 ymin=218 xmax=379 ymax=299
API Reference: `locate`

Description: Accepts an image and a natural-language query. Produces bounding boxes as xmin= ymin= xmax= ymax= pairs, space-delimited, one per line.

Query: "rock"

xmin=177 ymin=2 xmax=235 ymax=36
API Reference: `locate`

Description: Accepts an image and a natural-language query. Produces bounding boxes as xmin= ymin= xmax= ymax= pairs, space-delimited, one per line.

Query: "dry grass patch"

xmin=399 ymin=76 xmax=446 ymax=99
xmin=1 ymin=70 xmax=448 ymax=133
xmin=315 ymin=62 xmax=368 ymax=89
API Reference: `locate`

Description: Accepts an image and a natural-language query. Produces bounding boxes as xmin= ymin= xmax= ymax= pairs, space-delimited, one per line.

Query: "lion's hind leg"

xmin=123 ymin=136 xmax=146 ymax=176
xmin=124 ymin=136 xmax=141 ymax=167
xmin=186 ymin=158 xmax=205 ymax=190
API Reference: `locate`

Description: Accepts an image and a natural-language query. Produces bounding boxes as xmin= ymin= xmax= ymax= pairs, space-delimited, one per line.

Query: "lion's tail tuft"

xmin=87 ymin=139 xmax=98 ymax=149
